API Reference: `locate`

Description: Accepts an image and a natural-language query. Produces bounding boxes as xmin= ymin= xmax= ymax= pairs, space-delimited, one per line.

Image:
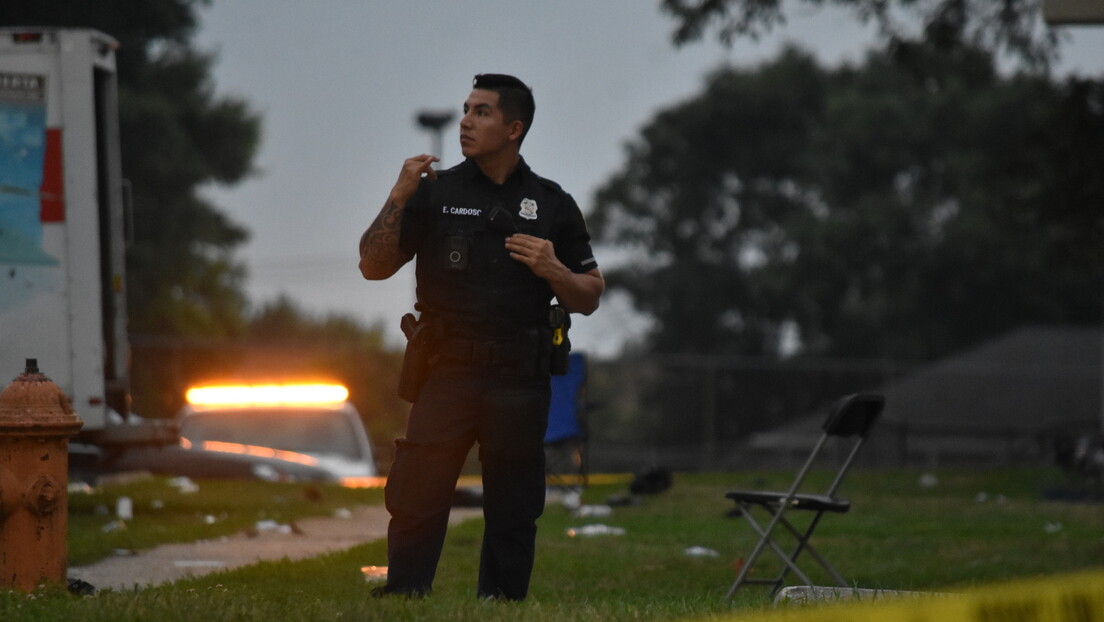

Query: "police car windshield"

xmin=180 ymin=409 xmax=363 ymax=459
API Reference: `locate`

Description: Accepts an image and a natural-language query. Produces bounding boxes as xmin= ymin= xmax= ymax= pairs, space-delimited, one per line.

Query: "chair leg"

xmin=544 ymin=438 xmax=586 ymax=492
xmin=729 ymin=506 xmax=848 ymax=597
xmin=763 ymin=518 xmax=824 ymax=594
xmin=772 ymin=513 xmax=848 ymax=587
xmin=727 ymin=504 xmax=775 ymax=597
xmin=744 ymin=509 xmax=819 ymax=586
xmin=727 ymin=504 xmax=817 ymax=598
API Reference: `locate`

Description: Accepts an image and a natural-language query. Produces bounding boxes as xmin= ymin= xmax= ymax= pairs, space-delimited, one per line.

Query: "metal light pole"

xmin=415 ymin=110 xmax=455 ymax=160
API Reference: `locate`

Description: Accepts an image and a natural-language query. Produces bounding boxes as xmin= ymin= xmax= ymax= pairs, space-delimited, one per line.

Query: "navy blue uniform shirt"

xmin=399 ymin=157 xmax=597 ymax=341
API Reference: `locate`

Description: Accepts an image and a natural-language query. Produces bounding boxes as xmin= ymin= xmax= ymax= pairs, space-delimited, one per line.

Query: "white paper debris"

xmin=167 ymin=477 xmax=199 ymax=494
xmin=574 ymin=504 xmax=613 ymax=518
xmin=566 ymin=524 xmax=625 ymax=537
xmin=116 ymin=497 xmax=133 ymax=520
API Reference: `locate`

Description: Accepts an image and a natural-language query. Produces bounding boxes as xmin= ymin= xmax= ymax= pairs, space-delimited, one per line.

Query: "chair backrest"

xmin=821 ymin=393 xmax=884 ymax=439
xmin=545 ymin=352 xmax=587 ymax=444
xmin=816 ymin=393 xmax=884 ymax=497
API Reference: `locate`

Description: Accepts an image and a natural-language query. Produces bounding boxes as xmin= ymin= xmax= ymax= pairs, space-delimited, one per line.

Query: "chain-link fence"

xmin=581 ymin=342 xmax=1102 ymax=473
xmin=583 ymin=355 xmax=908 ymax=472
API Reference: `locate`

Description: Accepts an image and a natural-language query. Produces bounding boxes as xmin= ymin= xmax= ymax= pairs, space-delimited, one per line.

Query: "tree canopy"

xmin=661 ymin=0 xmax=1062 ymax=70
xmin=589 ymin=43 xmax=1104 ymax=359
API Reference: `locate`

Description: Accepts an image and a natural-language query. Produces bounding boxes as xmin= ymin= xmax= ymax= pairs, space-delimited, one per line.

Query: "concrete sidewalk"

xmin=69 ymin=506 xmax=482 ymax=592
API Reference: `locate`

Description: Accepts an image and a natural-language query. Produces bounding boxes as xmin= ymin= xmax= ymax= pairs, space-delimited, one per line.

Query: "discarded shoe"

xmin=67 ymin=577 xmax=96 ymax=596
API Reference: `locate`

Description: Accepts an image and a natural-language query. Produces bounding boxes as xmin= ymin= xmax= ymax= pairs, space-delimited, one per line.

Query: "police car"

xmin=174 ymin=382 xmax=380 ymax=485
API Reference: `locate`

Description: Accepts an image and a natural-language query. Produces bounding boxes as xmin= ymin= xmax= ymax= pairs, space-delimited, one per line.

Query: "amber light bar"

xmin=185 ymin=383 xmax=349 ymax=408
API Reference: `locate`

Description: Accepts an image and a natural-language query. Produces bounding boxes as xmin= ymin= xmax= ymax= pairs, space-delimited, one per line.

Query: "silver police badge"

xmin=519 ymin=198 xmax=538 ymax=221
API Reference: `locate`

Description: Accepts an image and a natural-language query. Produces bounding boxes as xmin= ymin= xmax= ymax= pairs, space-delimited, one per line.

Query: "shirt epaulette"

xmin=534 ymin=174 xmax=566 ymax=194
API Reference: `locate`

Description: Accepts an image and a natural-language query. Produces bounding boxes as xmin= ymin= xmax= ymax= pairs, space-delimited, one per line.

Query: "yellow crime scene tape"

xmin=715 ymin=568 xmax=1104 ymax=622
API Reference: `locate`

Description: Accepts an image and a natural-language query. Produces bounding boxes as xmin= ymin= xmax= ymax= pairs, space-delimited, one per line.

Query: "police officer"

xmin=358 ymin=73 xmax=604 ymax=600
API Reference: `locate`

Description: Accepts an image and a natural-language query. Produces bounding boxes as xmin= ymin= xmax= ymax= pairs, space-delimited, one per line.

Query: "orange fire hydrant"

xmin=0 ymin=359 xmax=83 ymax=592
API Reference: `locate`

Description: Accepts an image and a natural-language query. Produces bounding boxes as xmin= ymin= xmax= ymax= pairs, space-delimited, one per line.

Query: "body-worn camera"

xmin=446 ymin=235 xmax=470 ymax=271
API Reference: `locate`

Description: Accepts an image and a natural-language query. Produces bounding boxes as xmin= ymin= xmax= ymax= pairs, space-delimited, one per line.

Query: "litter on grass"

xmin=918 ymin=472 xmax=938 ymax=489
xmin=548 ymin=488 xmax=582 ymax=510
xmin=573 ymin=504 xmax=612 ymax=518
xmin=684 ymin=546 xmax=720 ymax=558
xmin=566 ymin=524 xmax=625 ymax=537
xmin=168 ymin=477 xmax=200 ymax=494
xmin=116 ymin=497 xmax=133 ymax=520
xmin=69 ymin=482 xmax=95 ymax=494
xmin=254 ymin=519 xmax=297 ymax=534
xmin=361 ymin=566 xmax=388 ymax=583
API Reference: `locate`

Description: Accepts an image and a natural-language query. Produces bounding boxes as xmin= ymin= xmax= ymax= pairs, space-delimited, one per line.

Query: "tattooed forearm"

xmin=358 ymin=201 xmax=411 ymax=279
xmin=359 ymin=201 xmax=400 ymax=257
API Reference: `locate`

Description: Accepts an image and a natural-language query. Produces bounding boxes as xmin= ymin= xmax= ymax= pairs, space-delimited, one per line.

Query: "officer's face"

xmin=459 ymin=89 xmax=521 ymax=160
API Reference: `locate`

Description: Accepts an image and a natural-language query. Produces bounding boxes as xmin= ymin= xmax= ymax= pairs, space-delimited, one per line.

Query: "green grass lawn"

xmin=1 ymin=467 xmax=1101 ymax=621
xmin=65 ymin=477 xmax=385 ymax=567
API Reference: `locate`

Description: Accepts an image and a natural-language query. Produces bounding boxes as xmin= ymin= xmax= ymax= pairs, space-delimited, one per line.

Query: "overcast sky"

xmin=193 ymin=1 xmax=1103 ymax=357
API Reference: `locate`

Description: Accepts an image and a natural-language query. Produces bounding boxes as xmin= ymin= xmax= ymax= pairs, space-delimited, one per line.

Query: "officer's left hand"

xmin=505 ymin=234 xmax=564 ymax=280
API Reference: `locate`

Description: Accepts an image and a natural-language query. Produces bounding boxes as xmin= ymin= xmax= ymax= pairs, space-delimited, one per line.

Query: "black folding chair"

xmin=725 ymin=393 xmax=885 ymax=598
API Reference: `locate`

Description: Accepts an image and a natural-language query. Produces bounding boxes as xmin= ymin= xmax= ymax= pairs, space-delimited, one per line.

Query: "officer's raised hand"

xmin=359 ymin=154 xmax=438 ymax=280
xmin=389 ymin=154 xmax=439 ymax=207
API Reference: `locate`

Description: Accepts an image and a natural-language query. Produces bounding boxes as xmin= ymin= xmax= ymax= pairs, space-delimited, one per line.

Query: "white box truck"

xmin=0 ymin=28 xmax=169 ymax=446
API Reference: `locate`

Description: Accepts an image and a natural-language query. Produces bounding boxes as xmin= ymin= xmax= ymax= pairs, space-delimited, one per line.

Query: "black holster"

xmin=398 ymin=313 xmax=440 ymax=403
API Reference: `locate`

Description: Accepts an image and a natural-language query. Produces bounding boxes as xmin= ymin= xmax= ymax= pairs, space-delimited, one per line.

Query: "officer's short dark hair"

xmin=473 ymin=73 xmax=535 ymax=144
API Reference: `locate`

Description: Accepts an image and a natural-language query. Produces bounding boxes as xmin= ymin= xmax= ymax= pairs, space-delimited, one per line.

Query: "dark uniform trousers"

xmin=383 ymin=359 xmax=550 ymax=600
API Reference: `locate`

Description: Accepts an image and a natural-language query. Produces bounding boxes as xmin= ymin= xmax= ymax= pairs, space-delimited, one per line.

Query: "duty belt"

xmin=437 ymin=337 xmax=520 ymax=367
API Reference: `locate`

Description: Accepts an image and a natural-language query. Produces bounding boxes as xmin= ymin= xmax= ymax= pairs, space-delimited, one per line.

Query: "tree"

xmin=592 ymin=49 xmax=828 ymax=355
xmin=661 ymin=0 xmax=1062 ymax=70
xmin=589 ymin=44 xmax=1104 ymax=359
xmin=1 ymin=0 xmax=261 ymax=337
